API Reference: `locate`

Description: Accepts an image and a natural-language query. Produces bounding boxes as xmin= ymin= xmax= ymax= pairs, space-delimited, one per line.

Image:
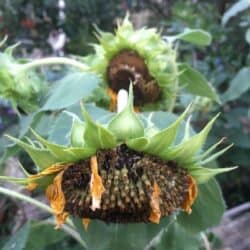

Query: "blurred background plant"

xmin=0 ymin=0 xmax=249 ymax=249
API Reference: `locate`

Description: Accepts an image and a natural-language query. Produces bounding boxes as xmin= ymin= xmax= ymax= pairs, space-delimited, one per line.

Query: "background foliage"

xmin=0 ymin=0 xmax=249 ymax=249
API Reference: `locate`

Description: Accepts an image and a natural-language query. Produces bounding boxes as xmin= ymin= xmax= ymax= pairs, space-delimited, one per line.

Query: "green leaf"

xmin=170 ymin=29 xmax=212 ymax=46
xmin=245 ymin=28 xmax=250 ymax=44
xmin=6 ymin=135 xmax=59 ymax=170
xmin=222 ymin=0 xmax=250 ymax=25
xmin=2 ymin=222 xmax=30 ymax=250
xmin=178 ymin=178 xmax=225 ymax=234
xmin=24 ymin=222 xmax=67 ymax=250
xmin=179 ymin=64 xmax=220 ymax=103
xmin=48 ymin=112 xmax=73 ymax=145
xmin=108 ymin=84 xmax=144 ymax=141
xmin=73 ymin=217 xmax=171 ymax=250
xmin=189 ymin=165 xmax=237 ymax=184
xmin=42 ymin=72 xmax=99 ymax=111
xmin=222 ymin=67 xmax=250 ymax=102
xmin=153 ymin=222 xmax=200 ymax=250
xmin=81 ymin=105 xmax=117 ymax=149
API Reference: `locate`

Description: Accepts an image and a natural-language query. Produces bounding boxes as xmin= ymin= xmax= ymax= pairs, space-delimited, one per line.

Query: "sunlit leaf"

xmin=167 ymin=29 xmax=212 ymax=46
xmin=178 ymin=178 xmax=225 ymax=234
xmin=2 ymin=222 xmax=30 ymax=250
xmin=179 ymin=64 xmax=220 ymax=103
xmin=42 ymin=72 xmax=99 ymax=111
xmin=222 ymin=0 xmax=250 ymax=25
xmin=222 ymin=67 xmax=250 ymax=102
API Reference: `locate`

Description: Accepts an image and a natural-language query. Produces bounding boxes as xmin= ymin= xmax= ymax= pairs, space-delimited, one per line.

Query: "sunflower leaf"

xmin=175 ymin=29 xmax=212 ymax=46
xmin=178 ymin=64 xmax=220 ymax=103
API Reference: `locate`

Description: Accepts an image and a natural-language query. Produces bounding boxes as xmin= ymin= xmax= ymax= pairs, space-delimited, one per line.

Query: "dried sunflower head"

xmin=1 ymin=86 xmax=235 ymax=227
xmin=0 ymin=38 xmax=44 ymax=113
xmin=84 ymin=15 xmax=178 ymax=110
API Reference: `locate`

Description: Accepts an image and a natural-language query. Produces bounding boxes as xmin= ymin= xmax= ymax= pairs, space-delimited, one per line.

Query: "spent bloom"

xmin=84 ymin=15 xmax=178 ymax=111
xmin=1 ymin=85 xmax=235 ymax=228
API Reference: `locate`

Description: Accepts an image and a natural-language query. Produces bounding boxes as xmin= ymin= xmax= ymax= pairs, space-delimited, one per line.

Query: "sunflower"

xmin=1 ymin=86 xmax=234 ymax=228
xmin=0 ymin=38 xmax=44 ymax=113
xmin=84 ymin=15 xmax=178 ymax=111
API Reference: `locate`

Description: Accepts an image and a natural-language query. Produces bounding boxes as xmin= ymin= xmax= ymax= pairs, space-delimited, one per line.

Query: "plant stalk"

xmin=21 ymin=57 xmax=89 ymax=72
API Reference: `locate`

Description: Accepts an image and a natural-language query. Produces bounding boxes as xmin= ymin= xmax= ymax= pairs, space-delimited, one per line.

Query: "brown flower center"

xmin=61 ymin=145 xmax=194 ymax=224
xmin=107 ymin=50 xmax=161 ymax=106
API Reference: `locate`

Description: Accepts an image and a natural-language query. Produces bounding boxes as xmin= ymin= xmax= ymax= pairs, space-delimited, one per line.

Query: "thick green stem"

xmin=0 ymin=186 xmax=86 ymax=246
xmin=21 ymin=57 xmax=89 ymax=72
xmin=0 ymin=186 xmax=74 ymax=227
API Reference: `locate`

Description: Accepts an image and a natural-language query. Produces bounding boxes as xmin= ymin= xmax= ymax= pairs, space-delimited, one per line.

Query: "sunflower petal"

xmin=46 ymin=170 xmax=68 ymax=228
xmin=181 ymin=176 xmax=198 ymax=214
xmin=90 ymin=156 xmax=105 ymax=211
xmin=149 ymin=180 xmax=161 ymax=224
xmin=82 ymin=218 xmax=91 ymax=231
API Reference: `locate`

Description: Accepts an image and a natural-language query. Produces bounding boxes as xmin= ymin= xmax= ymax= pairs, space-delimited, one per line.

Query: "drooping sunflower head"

xmin=85 ymin=15 xmax=178 ymax=110
xmin=2 ymin=86 xmax=235 ymax=227
xmin=0 ymin=38 xmax=44 ymax=113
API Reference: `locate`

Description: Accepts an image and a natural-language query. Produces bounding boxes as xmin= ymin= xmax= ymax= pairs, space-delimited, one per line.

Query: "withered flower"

xmin=84 ymin=16 xmax=178 ymax=110
xmin=1 ymin=86 xmax=235 ymax=228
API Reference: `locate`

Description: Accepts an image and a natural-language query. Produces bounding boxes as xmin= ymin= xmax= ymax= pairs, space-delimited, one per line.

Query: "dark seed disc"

xmin=107 ymin=50 xmax=161 ymax=105
xmin=61 ymin=144 xmax=190 ymax=223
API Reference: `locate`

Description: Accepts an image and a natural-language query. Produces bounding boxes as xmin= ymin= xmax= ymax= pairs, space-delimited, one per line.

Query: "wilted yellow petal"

xmin=27 ymin=163 xmax=70 ymax=190
xmin=181 ymin=176 xmax=198 ymax=214
xmin=108 ymin=88 xmax=117 ymax=112
xmin=82 ymin=218 xmax=91 ymax=230
xmin=46 ymin=170 xmax=68 ymax=228
xmin=149 ymin=180 xmax=161 ymax=224
xmin=55 ymin=212 xmax=69 ymax=230
xmin=27 ymin=182 xmax=38 ymax=191
xmin=90 ymin=156 xmax=105 ymax=211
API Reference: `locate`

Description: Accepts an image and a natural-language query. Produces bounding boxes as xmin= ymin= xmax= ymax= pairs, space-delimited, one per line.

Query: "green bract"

xmin=3 ymin=87 xmax=235 ymax=185
xmin=0 ymin=39 xmax=44 ymax=113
